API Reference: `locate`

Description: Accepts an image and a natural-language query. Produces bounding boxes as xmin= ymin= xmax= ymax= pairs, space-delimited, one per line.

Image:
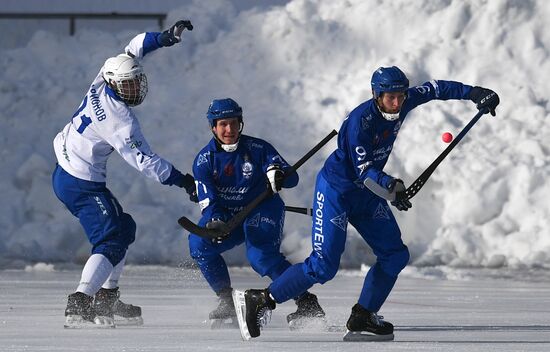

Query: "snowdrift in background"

xmin=1 ymin=0 xmax=548 ymax=269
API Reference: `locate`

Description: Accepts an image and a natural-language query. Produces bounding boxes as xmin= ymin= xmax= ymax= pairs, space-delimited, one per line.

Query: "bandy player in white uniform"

xmin=52 ymin=20 xmax=196 ymax=328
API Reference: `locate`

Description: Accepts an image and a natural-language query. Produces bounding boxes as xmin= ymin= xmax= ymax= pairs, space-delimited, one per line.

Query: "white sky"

xmin=0 ymin=0 xmax=549 ymax=270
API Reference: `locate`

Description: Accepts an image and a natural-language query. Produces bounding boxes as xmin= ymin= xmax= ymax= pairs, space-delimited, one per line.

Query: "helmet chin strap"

xmin=221 ymin=141 xmax=239 ymax=152
xmin=376 ymin=100 xmax=401 ymax=121
xmin=211 ymin=120 xmax=243 ymax=152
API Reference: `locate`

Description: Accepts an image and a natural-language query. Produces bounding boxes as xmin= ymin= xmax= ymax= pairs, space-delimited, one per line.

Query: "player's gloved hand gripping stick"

xmin=363 ymin=108 xmax=491 ymax=203
xmin=178 ymin=129 xmax=338 ymax=239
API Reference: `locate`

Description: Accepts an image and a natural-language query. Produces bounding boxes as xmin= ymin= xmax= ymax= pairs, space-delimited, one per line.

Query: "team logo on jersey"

xmin=361 ymin=113 xmax=374 ymax=130
xmin=248 ymin=141 xmax=264 ymax=149
xmin=357 ymin=161 xmax=371 ymax=176
xmin=330 ymin=212 xmax=348 ymax=231
xmin=196 ymin=152 xmax=210 ymax=166
xmin=382 ymin=130 xmax=390 ymax=140
xmin=373 ymin=203 xmax=391 ymax=220
xmin=247 ymin=213 xmax=260 ymax=227
xmin=224 ymin=163 xmax=234 ymax=176
xmin=242 ymin=155 xmax=253 ymax=179
xmin=261 ymin=216 xmax=276 ymax=226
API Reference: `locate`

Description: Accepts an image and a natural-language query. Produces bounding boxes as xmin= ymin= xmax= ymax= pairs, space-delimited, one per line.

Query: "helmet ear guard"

xmin=102 ymin=54 xmax=148 ymax=106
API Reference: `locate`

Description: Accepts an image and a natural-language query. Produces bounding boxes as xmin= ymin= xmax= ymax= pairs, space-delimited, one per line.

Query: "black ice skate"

xmin=209 ymin=288 xmax=237 ymax=329
xmin=287 ymin=292 xmax=326 ymax=330
xmin=64 ymin=292 xmax=113 ymax=329
xmin=233 ymin=289 xmax=276 ymax=340
xmin=95 ymin=287 xmax=142 ymax=326
xmin=343 ymin=303 xmax=394 ymax=341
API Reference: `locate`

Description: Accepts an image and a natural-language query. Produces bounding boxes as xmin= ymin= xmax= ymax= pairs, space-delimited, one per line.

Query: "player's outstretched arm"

xmin=157 ymin=20 xmax=193 ymax=47
xmin=125 ymin=20 xmax=193 ymax=59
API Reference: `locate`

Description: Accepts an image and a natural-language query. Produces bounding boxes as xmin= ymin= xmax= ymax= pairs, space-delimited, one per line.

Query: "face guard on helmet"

xmin=371 ymin=66 xmax=409 ymax=121
xmin=102 ymin=54 xmax=148 ymax=106
xmin=207 ymin=98 xmax=244 ymax=152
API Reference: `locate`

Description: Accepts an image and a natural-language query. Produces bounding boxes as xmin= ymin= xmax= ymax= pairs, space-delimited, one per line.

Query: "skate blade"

xmin=94 ymin=315 xmax=116 ymax=328
xmin=288 ymin=317 xmax=327 ymax=331
xmin=114 ymin=316 xmax=144 ymax=326
xmin=343 ymin=330 xmax=394 ymax=342
xmin=210 ymin=317 xmax=238 ymax=330
xmin=232 ymin=289 xmax=251 ymax=341
xmin=64 ymin=315 xmax=115 ymax=329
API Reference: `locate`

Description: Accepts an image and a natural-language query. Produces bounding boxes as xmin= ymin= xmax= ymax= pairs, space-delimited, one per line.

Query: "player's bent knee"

xmin=249 ymin=255 xmax=290 ymax=278
xmin=120 ymin=213 xmax=136 ymax=246
xmin=304 ymin=260 xmax=338 ymax=284
xmin=383 ymin=246 xmax=410 ymax=276
xmin=93 ymin=244 xmax=127 ymax=266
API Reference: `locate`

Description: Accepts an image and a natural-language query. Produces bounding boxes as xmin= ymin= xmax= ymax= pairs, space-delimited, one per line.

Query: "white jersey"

xmin=53 ymin=33 xmax=174 ymax=183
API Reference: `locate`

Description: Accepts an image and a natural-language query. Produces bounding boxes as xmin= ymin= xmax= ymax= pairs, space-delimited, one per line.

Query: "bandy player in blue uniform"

xmin=189 ymin=98 xmax=325 ymax=328
xmin=52 ymin=21 xmax=197 ymax=328
xmin=234 ymin=66 xmax=500 ymax=340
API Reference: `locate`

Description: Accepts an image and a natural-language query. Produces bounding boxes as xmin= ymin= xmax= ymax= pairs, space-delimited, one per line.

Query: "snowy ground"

xmin=2 ymin=265 xmax=550 ymax=352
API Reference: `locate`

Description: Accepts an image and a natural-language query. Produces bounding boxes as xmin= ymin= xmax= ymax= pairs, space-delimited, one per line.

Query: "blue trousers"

xmin=189 ymin=196 xmax=292 ymax=294
xmin=269 ymin=172 xmax=409 ymax=312
xmin=52 ymin=164 xmax=136 ymax=266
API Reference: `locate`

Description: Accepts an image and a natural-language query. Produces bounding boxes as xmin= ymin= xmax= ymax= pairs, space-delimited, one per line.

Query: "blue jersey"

xmin=193 ymin=134 xmax=299 ymax=221
xmin=322 ymin=80 xmax=473 ymax=193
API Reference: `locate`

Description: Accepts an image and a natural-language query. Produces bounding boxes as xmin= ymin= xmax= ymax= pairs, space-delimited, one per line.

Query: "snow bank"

xmin=1 ymin=0 xmax=549 ymax=269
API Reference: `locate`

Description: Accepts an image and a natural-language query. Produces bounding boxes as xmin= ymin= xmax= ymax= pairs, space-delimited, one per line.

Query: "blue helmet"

xmin=206 ymin=98 xmax=243 ymax=127
xmin=371 ymin=66 xmax=409 ymax=98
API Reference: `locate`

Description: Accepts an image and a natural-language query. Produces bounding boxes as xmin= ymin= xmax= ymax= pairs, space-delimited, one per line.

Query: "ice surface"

xmin=1 ymin=265 xmax=550 ymax=351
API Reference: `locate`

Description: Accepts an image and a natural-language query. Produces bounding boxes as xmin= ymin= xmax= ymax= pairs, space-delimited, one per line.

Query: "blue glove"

xmin=469 ymin=86 xmax=500 ymax=116
xmin=157 ymin=20 xmax=193 ymax=47
xmin=388 ymin=179 xmax=412 ymax=211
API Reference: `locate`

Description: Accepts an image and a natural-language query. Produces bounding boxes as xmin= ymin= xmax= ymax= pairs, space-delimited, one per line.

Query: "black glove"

xmin=181 ymin=173 xmax=198 ymax=203
xmin=206 ymin=219 xmax=229 ymax=244
xmin=266 ymin=164 xmax=285 ymax=193
xmin=388 ymin=179 xmax=412 ymax=211
xmin=157 ymin=20 xmax=193 ymax=47
xmin=469 ymin=86 xmax=500 ymax=116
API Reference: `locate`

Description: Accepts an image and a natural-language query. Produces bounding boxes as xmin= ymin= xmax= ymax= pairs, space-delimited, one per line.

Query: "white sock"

xmin=76 ymin=254 xmax=114 ymax=296
xmin=102 ymin=253 xmax=127 ymax=289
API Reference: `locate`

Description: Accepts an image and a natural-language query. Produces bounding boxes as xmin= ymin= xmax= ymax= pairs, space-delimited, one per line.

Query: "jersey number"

xmin=355 ymin=146 xmax=367 ymax=161
xmin=72 ymin=96 xmax=91 ymax=134
xmin=72 ymin=95 xmax=106 ymax=134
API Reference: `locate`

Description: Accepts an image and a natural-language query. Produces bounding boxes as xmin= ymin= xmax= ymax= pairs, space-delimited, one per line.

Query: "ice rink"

xmin=2 ymin=265 xmax=549 ymax=351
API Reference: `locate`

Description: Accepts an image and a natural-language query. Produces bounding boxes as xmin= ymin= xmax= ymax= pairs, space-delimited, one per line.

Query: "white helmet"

xmin=102 ymin=54 xmax=148 ymax=106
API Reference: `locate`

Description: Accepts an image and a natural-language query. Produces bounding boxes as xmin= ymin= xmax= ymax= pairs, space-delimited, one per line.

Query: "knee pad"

xmin=92 ymin=244 xmax=127 ymax=267
xmin=91 ymin=213 xmax=136 ymax=266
